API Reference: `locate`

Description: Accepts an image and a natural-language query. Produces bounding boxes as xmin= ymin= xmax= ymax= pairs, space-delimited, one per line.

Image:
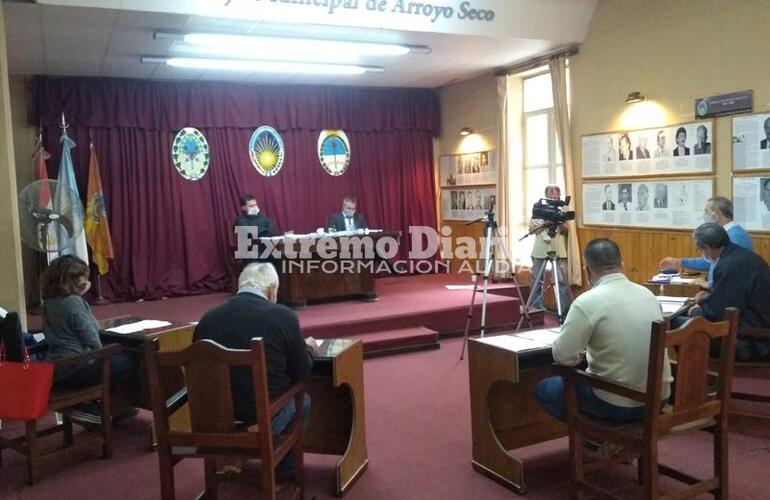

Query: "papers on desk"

xmin=670 ymin=276 xmax=696 ymax=284
xmin=517 ymin=327 xmax=561 ymax=346
xmin=657 ymin=296 xmax=691 ymax=315
xmin=649 ymin=273 xmax=696 ymax=284
xmin=106 ymin=320 xmax=172 ymax=334
xmin=476 ymin=331 xmax=553 ymax=352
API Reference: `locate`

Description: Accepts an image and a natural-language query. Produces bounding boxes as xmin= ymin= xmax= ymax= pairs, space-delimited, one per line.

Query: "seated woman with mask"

xmin=41 ymin=255 xmax=137 ymax=416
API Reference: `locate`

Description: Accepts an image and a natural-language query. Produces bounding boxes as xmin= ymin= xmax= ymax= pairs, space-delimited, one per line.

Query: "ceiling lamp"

xmin=140 ymin=56 xmax=383 ymax=75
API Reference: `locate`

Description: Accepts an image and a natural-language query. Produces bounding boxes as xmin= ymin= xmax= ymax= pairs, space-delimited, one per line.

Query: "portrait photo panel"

xmin=732 ymin=112 xmax=770 ymax=171
xmin=441 ymin=186 xmax=496 ymax=221
xmin=440 ymin=150 xmax=498 ymax=187
xmin=733 ymin=176 xmax=770 ymax=231
xmin=583 ymin=178 xmax=713 ymax=229
xmin=582 ymin=120 xmax=714 ymax=178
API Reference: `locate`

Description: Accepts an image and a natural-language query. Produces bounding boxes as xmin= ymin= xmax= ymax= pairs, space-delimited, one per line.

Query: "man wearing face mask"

xmin=683 ymin=223 xmax=770 ymax=361
xmin=326 ymin=196 xmax=368 ymax=232
xmin=659 ymin=197 xmax=753 ymax=287
xmin=234 ymin=194 xmax=278 ymax=238
xmin=194 ymin=263 xmax=318 ymax=476
xmin=535 ymin=238 xmax=671 ymax=422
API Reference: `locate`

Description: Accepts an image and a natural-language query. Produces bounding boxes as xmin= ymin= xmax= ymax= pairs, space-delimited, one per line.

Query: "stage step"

xmin=345 ymin=326 xmax=439 ymax=359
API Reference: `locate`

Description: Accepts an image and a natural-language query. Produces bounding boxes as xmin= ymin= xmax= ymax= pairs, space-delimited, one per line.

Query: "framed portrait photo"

xmin=441 ymin=186 xmax=496 ymax=221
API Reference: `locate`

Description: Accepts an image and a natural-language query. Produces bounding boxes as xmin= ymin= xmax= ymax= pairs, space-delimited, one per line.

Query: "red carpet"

xmin=2 ymin=337 xmax=770 ymax=499
xmin=27 ymin=273 xmax=541 ymax=341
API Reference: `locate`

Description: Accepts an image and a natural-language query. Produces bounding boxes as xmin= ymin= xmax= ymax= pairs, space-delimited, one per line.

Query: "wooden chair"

xmin=0 ymin=313 xmax=120 ymax=485
xmin=722 ymin=325 xmax=770 ymax=434
xmin=145 ymin=337 xmax=306 ymax=500
xmin=554 ymin=307 xmax=739 ymax=499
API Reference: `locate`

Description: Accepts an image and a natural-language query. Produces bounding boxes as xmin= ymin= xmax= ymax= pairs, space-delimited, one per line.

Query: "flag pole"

xmin=92 ymin=272 xmax=110 ymax=305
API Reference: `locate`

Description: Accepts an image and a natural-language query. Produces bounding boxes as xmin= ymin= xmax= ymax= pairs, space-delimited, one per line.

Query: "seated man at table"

xmin=659 ymin=197 xmax=753 ymax=287
xmin=326 ymin=196 xmax=368 ymax=232
xmin=535 ymin=238 xmax=671 ymax=423
xmin=234 ymin=194 xmax=278 ymax=238
xmin=194 ymin=262 xmax=317 ymax=474
xmin=683 ymin=223 xmax=770 ymax=361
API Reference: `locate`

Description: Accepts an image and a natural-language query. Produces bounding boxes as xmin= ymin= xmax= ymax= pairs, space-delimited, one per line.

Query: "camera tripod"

xmin=516 ymin=244 xmax=568 ymax=330
xmin=459 ymin=209 xmax=533 ymax=360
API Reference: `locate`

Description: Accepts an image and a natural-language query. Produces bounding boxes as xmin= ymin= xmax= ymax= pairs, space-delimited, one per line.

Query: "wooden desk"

xmin=468 ymin=333 xmax=565 ymax=494
xmin=305 ymin=339 xmax=368 ymax=497
xmin=259 ymin=231 xmax=400 ymax=307
xmin=643 ymin=280 xmax=703 ymax=298
xmin=102 ymin=318 xmax=367 ymax=497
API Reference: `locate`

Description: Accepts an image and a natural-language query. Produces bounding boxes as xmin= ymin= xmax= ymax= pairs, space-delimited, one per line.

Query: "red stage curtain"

xmin=34 ymin=77 xmax=439 ymax=300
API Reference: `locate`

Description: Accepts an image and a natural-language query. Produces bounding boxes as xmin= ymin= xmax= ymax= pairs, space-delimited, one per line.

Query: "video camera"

xmin=531 ymin=196 xmax=576 ymax=238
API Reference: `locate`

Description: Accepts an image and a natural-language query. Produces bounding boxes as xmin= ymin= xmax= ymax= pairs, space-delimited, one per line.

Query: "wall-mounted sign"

xmin=318 ymin=130 xmax=351 ymax=176
xmin=35 ymin=0 xmax=596 ymax=41
xmin=249 ymin=126 xmax=285 ymax=176
xmin=695 ymin=90 xmax=752 ymax=119
xmin=171 ymin=127 xmax=209 ymax=181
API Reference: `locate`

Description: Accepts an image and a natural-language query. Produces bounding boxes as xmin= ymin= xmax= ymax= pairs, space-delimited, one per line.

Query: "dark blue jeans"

xmin=535 ymin=375 xmax=645 ymax=423
xmin=271 ymin=393 xmax=311 ymax=475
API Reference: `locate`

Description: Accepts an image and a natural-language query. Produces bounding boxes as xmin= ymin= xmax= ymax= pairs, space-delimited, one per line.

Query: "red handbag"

xmin=0 ymin=343 xmax=54 ymax=420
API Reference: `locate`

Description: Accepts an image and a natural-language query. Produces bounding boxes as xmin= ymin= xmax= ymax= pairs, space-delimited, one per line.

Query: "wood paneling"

xmin=576 ymin=227 xmax=770 ymax=287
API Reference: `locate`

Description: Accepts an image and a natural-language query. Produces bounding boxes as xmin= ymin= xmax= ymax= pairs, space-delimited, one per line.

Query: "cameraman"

xmin=529 ymin=184 xmax=571 ymax=314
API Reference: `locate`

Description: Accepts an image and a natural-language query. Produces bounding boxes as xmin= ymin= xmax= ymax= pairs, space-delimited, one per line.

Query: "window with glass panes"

xmin=522 ymin=72 xmax=564 ymax=216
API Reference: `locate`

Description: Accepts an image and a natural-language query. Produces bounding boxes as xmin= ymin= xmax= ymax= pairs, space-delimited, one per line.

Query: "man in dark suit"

xmin=194 ymin=263 xmax=317 ymax=474
xmin=761 ymin=117 xmax=770 ymax=149
xmin=234 ymin=194 xmax=278 ymax=238
xmin=601 ymin=184 xmax=615 ymax=211
xmin=327 ymin=196 xmax=368 ymax=232
xmin=686 ymin=223 xmax=770 ymax=361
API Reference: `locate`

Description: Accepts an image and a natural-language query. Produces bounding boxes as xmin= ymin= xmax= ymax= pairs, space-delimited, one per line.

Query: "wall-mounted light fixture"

xmin=625 ymin=92 xmax=646 ymax=104
xmin=459 ymin=127 xmax=474 ymax=136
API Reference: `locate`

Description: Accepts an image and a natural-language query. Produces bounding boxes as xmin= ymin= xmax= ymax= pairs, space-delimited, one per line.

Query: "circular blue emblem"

xmin=249 ymin=126 xmax=285 ymax=176
xmin=317 ymin=130 xmax=351 ymax=176
xmin=172 ymin=127 xmax=210 ymax=181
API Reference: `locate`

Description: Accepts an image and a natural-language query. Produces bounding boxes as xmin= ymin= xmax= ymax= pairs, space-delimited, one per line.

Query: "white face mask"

xmin=247 ymin=206 xmax=259 ymax=216
xmin=342 ymin=208 xmax=355 ymax=217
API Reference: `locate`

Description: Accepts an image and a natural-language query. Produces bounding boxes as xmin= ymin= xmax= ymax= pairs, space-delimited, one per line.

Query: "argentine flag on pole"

xmin=56 ymin=124 xmax=89 ymax=263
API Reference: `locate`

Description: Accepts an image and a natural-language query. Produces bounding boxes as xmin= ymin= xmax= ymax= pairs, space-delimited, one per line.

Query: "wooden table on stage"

xmin=259 ymin=231 xmax=400 ymax=307
xmin=100 ymin=318 xmax=367 ymax=497
xmin=468 ymin=333 xmax=565 ymax=494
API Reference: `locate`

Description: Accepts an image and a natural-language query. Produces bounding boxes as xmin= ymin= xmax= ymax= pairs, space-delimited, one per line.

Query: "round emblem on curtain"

xmin=317 ymin=130 xmax=351 ymax=176
xmin=172 ymin=127 xmax=210 ymax=181
xmin=249 ymin=126 xmax=285 ymax=176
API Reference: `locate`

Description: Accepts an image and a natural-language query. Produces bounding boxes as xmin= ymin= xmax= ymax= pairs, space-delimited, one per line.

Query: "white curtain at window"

xmin=549 ymin=55 xmax=583 ymax=286
xmin=495 ymin=74 xmax=528 ymax=278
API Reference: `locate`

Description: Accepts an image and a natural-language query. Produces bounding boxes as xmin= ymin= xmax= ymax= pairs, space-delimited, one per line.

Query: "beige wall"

xmin=437 ymin=74 xmax=498 ymax=270
xmin=571 ymin=0 xmax=770 ymax=214
xmin=0 ymin=4 xmax=27 ymax=324
xmin=569 ymin=0 xmax=770 ymax=282
xmin=10 ymin=76 xmax=40 ymax=305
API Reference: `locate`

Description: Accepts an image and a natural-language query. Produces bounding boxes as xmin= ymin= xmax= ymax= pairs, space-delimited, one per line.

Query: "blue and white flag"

xmin=55 ymin=130 xmax=89 ymax=263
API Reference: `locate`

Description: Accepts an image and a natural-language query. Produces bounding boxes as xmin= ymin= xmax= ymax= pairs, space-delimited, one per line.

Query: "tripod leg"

xmin=459 ymin=275 xmax=480 ymax=360
xmin=516 ymin=257 xmax=549 ymax=331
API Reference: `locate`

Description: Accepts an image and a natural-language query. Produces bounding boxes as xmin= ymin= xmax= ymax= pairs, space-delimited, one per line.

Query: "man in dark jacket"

xmin=234 ymin=194 xmax=278 ymax=238
xmin=327 ymin=196 xmax=368 ymax=232
xmin=686 ymin=223 xmax=770 ymax=361
xmin=194 ymin=262 xmax=317 ymax=473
